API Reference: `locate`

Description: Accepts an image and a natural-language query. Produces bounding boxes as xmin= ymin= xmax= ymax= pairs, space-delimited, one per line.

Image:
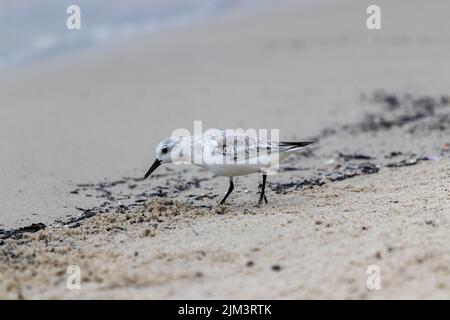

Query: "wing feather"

xmin=199 ymin=130 xmax=312 ymax=162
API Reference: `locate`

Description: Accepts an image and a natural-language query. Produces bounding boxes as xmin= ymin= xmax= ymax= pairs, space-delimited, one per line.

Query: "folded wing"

xmin=202 ymin=130 xmax=313 ymax=162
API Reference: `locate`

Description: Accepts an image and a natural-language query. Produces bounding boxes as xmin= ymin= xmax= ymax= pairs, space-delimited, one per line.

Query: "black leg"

xmin=218 ymin=177 xmax=234 ymax=206
xmin=256 ymin=174 xmax=268 ymax=207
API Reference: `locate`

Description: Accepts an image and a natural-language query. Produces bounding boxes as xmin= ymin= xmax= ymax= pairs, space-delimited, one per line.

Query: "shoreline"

xmin=0 ymin=0 xmax=269 ymax=71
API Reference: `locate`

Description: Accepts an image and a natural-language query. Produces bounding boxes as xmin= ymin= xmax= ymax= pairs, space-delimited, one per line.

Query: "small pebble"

xmin=271 ymin=264 xmax=281 ymax=272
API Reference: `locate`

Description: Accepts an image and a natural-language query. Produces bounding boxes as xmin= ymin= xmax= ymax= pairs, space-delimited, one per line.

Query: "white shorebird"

xmin=143 ymin=130 xmax=313 ymax=207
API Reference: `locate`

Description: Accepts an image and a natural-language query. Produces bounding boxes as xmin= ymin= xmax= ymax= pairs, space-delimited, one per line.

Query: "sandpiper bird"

xmin=143 ymin=130 xmax=313 ymax=207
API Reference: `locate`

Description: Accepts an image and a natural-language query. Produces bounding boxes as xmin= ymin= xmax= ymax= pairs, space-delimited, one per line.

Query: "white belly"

xmin=200 ymin=153 xmax=291 ymax=177
xmin=202 ymin=163 xmax=262 ymax=177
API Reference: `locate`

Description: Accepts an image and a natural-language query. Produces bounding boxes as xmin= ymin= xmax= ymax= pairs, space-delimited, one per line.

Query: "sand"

xmin=2 ymin=160 xmax=450 ymax=299
xmin=1 ymin=0 xmax=450 ymax=299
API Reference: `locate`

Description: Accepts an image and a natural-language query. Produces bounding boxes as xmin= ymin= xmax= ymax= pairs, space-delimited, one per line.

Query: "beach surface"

xmin=1 ymin=0 xmax=450 ymax=299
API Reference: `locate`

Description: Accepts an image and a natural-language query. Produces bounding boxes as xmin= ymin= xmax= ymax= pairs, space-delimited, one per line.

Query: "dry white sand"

xmin=2 ymin=160 xmax=450 ymax=299
xmin=1 ymin=0 xmax=450 ymax=299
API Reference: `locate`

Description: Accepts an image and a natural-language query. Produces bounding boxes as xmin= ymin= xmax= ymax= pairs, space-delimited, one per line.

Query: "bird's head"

xmin=144 ymin=137 xmax=180 ymax=179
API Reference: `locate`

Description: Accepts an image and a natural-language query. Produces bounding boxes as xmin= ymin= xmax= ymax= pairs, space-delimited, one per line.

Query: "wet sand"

xmin=1 ymin=0 xmax=450 ymax=299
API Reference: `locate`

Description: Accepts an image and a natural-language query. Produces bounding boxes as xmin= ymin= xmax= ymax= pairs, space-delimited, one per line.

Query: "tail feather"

xmin=279 ymin=141 xmax=314 ymax=152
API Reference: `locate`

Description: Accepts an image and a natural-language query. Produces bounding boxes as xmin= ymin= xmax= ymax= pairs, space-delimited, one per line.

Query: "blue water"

xmin=0 ymin=0 xmax=265 ymax=69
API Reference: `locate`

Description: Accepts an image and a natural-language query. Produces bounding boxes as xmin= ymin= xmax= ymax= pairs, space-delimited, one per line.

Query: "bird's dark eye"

xmin=161 ymin=147 xmax=168 ymax=154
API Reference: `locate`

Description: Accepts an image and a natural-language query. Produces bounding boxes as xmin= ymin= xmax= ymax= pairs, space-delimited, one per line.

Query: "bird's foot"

xmin=255 ymin=195 xmax=268 ymax=208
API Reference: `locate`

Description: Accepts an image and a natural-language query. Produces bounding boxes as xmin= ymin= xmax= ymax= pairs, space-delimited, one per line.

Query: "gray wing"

xmin=203 ymin=130 xmax=312 ymax=162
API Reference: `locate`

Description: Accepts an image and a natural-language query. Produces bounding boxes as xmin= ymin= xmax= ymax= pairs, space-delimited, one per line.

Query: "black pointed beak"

xmin=144 ymin=159 xmax=161 ymax=179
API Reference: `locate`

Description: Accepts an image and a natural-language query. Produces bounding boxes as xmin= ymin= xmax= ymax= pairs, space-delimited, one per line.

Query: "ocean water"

xmin=0 ymin=0 xmax=266 ymax=69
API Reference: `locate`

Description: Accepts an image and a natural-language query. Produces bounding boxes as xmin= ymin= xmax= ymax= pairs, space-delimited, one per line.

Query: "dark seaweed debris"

xmin=280 ymin=166 xmax=310 ymax=172
xmin=173 ymin=177 xmax=208 ymax=192
xmin=69 ymin=176 xmax=144 ymax=202
xmin=60 ymin=175 xmax=211 ymax=229
xmin=325 ymin=162 xmax=380 ymax=182
xmin=409 ymin=113 xmax=450 ymax=134
xmin=374 ymin=92 xmax=400 ymax=110
xmin=348 ymin=92 xmax=449 ymax=133
xmin=0 ymin=223 xmax=46 ymax=241
xmin=187 ymin=194 xmax=218 ymax=201
xmin=269 ymin=178 xmax=326 ymax=194
xmin=385 ymin=151 xmax=403 ymax=159
xmin=386 ymin=158 xmax=419 ymax=168
xmin=338 ymin=153 xmax=374 ymax=161
xmin=385 ymin=155 xmax=437 ymax=168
